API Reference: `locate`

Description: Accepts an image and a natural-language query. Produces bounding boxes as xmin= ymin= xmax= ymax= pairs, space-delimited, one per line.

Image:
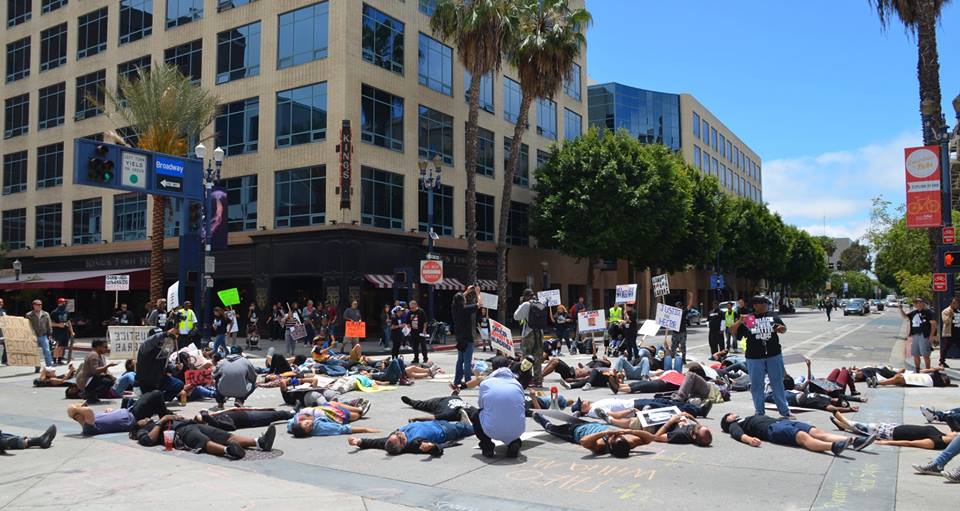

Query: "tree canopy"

xmin=839 ymin=241 xmax=872 ymax=272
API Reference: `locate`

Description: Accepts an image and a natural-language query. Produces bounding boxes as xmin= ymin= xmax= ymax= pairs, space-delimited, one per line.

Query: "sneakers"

xmin=594 ymin=408 xmax=609 ymax=423
xmin=224 ymin=441 xmax=246 ymax=460
xmin=920 ymin=405 xmax=938 ymax=423
xmin=699 ymin=400 xmax=713 ymax=418
xmin=559 ymin=379 xmax=571 ymax=390
xmin=481 ymin=444 xmax=496 ymax=458
xmin=459 ymin=408 xmax=473 ymax=426
xmin=913 ymin=461 xmax=944 ymax=475
xmin=360 ymin=400 xmax=371 ymax=417
xmin=257 ymin=424 xmax=276 ymax=451
xmin=506 ymin=438 xmax=522 ymax=458
xmin=943 ymin=468 xmax=960 ymax=483
xmin=688 ymin=398 xmax=703 ymax=408
xmin=851 ymin=433 xmax=877 ymax=451
xmin=532 ymin=412 xmax=549 ymax=429
xmin=866 ymin=376 xmax=879 ymax=388
xmin=35 ymin=425 xmax=57 ymax=449
xmin=830 ymin=438 xmax=850 ymax=456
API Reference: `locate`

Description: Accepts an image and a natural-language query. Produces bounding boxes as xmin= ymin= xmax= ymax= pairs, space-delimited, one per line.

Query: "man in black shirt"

xmin=721 ymin=412 xmax=874 ymax=455
xmin=707 ymin=305 xmax=724 ymax=356
xmin=620 ymin=303 xmax=639 ymax=360
xmin=899 ymin=298 xmax=937 ymax=371
xmin=733 ymin=296 xmax=790 ymax=418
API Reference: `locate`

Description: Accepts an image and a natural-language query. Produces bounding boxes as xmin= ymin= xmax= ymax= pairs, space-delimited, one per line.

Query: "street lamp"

xmin=195 ymin=142 xmax=225 ymax=345
xmin=12 ymin=259 xmax=21 ymax=281
xmin=420 ymin=154 xmax=443 ymax=321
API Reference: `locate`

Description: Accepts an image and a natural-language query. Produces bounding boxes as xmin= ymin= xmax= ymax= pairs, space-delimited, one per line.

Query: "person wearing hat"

xmin=900 ymin=297 xmax=937 ymax=371
xmin=732 ymin=295 xmax=791 ymax=418
xmin=50 ymin=298 xmax=73 ymax=365
xmin=514 ymin=289 xmax=547 ymax=386
xmin=135 ymin=327 xmax=184 ymax=400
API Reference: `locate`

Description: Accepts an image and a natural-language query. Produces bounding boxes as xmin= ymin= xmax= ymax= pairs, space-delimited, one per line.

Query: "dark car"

xmin=844 ymin=298 xmax=869 ymax=316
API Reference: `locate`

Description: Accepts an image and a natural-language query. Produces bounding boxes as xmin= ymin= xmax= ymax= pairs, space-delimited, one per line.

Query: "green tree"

xmin=895 ymin=270 xmax=934 ymax=302
xmin=830 ymin=271 xmax=877 ymax=298
xmin=495 ymin=0 xmax=590 ymax=319
xmin=781 ymin=227 xmax=829 ymax=294
xmin=106 ymin=63 xmax=218 ymax=301
xmin=814 ymin=236 xmax=837 ymax=258
xmin=672 ymin=168 xmax=728 ymax=269
xmin=839 ymin=241 xmax=872 ymax=272
xmin=723 ymin=198 xmax=789 ymax=287
xmin=430 ymin=0 xmax=516 ymax=284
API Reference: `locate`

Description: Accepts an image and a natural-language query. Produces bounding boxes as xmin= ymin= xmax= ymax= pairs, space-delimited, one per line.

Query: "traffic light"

xmin=87 ymin=144 xmax=114 ymax=183
xmin=945 ymin=251 xmax=960 ymax=268
xmin=188 ymin=201 xmax=202 ymax=232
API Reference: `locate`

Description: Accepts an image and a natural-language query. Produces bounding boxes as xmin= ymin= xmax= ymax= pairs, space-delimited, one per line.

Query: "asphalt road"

xmin=2 ymin=308 xmax=958 ymax=511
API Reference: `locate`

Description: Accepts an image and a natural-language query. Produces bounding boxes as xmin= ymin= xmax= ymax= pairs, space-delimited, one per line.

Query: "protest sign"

xmin=185 ymin=369 xmax=214 ymax=387
xmin=537 ymin=289 xmax=561 ymax=307
xmin=105 ymin=275 xmax=130 ymax=291
xmin=652 ymin=274 xmax=670 ymax=298
xmin=167 ymin=281 xmax=180 ymax=311
xmin=217 ymin=288 xmax=240 ymax=306
xmin=488 ymin=318 xmax=514 ymax=356
xmin=577 ymin=310 xmax=607 ymax=333
xmin=615 ymin=284 xmax=637 ymax=304
xmin=345 ymin=321 xmax=366 ymax=338
xmin=479 ymin=292 xmax=498 ymax=310
xmin=655 ymin=303 xmax=683 ymax=332
xmin=637 ymin=406 xmax=682 ymax=428
xmin=638 ymin=319 xmax=661 ymax=338
xmin=0 ymin=316 xmax=41 ymax=367
xmin=107 ymin=325 xmax=154 ymax=359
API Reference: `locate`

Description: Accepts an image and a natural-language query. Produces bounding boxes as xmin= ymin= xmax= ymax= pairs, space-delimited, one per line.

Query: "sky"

xmin=585 ymin=0 xmax=960 ymax=241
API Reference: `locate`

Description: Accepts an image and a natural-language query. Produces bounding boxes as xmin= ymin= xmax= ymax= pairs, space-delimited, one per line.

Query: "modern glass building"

xmin=588 ymin=82 xmax=681 ymax=151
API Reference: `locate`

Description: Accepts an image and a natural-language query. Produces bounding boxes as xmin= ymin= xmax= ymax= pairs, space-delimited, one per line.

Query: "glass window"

xmin=418 ymin=105 xmax=453 ymax=165
xmin=72 ymin=198 xmax=101 ymax=244
xmin=362 ymin=4 xmax=404 ymax=74
xmin=711 ymin=157 xmax=718 ymax=177
xmin=537 ymin=149 xmax=549 ymax=169
xmin=563 ymin=62 xmax=581 ymax=101
xmin=217 ymin=21 xmax=261 ymax=84
xmin=275 ymin=166 xmax=325 ymax=227
xmin=120 ymin=0 xmax=153 ymax=45
xmin=275 ymin=82 xmax=326 ymax=148
xmin=693 ymin=145 xmax=701 ymax=170
xmin=40 ymin=23 xmax=67 ymax=71
xmin=536 ymin=98 xmax=557 ymax=140
xmin=720 ymin=164 xmax=727 ymax=185
xmin=418 ymin=33 xmax=453 ymax=96
xmin=75 ymin=70 xmax=105 ymax=121
xmin=563 ymin=108 xmax=582 ymax=141
xmin=277 ymin=2 xmax=329 ymax=69
xmin=734 ymin=147 xmax=739 ymax=169
xmin=710 ymin=127 xmax=717 ymax=151
xmin=719 ymin=134 xmax=726 ymax=158
xmin=505 ymin=137 xmax=529 ymax=187
xmin=42 ymin=0 xmax=67 ymax=14
xmin=7 ymin=0 xmax=30 ymax=26
xmin=113 ymin=193 xmax=147 ymax=241
xmin=360 ymin=84 xmax=403 ymax=151
xmin=701 ymin=120 xmax=709 ymax=144
xmin=166 ymin=0 xmax=202 ymax=28
xmin=117 ymin=56 xmax=151 ymax=104
xmin=215 ymin=97 xmax=259 ymax=156
xmin=37 ymin=142 xmax=63 ymax=188
xmin=78 ymin=7 xmax=108 ymax=59
xmin=464 ymin=71 xmax=494 ymax=113
xmin=692 ymin=112 xmax=700 ymax=138
xmin=3 ymin=150 xmax=28 ymax=195
xmin=222 ymin=175 xmax=257 ymax=231
xmin=475 ymin=192 xmax=494 ymax=241
xmin=4 ymin=93 xmax=30 ymax=139
xmin=361 ymin=166 xmax=403 ymax=230
xmin=503 ymin=76 xmax=521 ymax=124
xmin=38 ymin=82 xmax=65 ymax=130
xmin=418 ymin=183 xmax=453 ymax=236
xmin=35 ymin=203 xmax=61 ymax=247
xmin=506 ymin=201 xmax=529 ymax=246
xmin=727 ymin=140 xmax=733 ymax=162
xmin=6 ymin=37 xmax=30 ymax=82
xmin=165 ymin=39 xmax=202 ymax=84
xmin=419 ymin=0 xmax=435 ymax=15
xmin=218 ymin=0 xmax=255 ymax=12
xmin=471 ymin=125 xmax=495 ymax=178
xmin=1 ymin=208 xmax=26 ymax=249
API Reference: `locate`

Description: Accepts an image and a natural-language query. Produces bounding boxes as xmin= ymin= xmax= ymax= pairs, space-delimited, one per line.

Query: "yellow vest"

xmin=608 ymin=307 xmax=623 ymax=323
xmin=178 ymin=309 xmax=197 ymax=334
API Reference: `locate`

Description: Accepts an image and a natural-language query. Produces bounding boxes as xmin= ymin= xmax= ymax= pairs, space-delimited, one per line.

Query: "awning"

xmin=477 ymin=279 xmax=497 ymax=291
xmin=364 ymin=274 xmax=395 ymax=289
xmin=0 ymin=268 xmax=150 ymax=291
xmin=433 ymin=278 xmax=464 ymax=291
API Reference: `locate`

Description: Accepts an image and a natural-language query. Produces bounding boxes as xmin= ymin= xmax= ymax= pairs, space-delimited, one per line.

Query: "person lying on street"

xmin=68 ymin=390 xmax=172 ymax=436
xmin=830 ymin=411 xmax=957 ymax=449
xmin=913 ymin=432 xmax=960 ymax=481
xmin=596 ymin=411 xmax=713 ymax=447
xmin=921 ymin=405 xmax=960 ymax=431
xmin=278 ymin=377 xmax=368 ymax=411
xmin=532 ymin=411 xmax=654 ymax=457
xmin=768 ymin=389 xmax=859 ymax=413
xmin=194 ymin=408 xmax=296 ymax=431
xmin=347 ymin=413 xmax=475 ymax=456
xmin=874 ymin=368 xmax=954 ymax=388
xmin=132 ymin=415 xmax=276 ymax=460
xmin=0 ymin=426 xmax=56 ymax=454
xmin=288 ymin=404 xmax=378 ymax=437
xmin=401 ymin=394 xmax=479 ymax=422
xmin=575 ymin=396 xmax=712 ymax=420
xmin=33 ymin=364 xmax=76 ymax=387
xmin=720 ymin=412 xmax=875 ymax=455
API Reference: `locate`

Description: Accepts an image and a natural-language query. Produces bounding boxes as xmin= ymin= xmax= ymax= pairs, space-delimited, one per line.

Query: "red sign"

xmin=420 ymin=260 xmax=443 ymax=285
xmin=905 ymin=145 xmax=942 ymax=229
xmin=933 ymin=273 xmax=948 ymax=292
xmin=944 ymin=226 xmax=956 ymax=245
xmin=339 ymin=120 xmax=352 ymax=210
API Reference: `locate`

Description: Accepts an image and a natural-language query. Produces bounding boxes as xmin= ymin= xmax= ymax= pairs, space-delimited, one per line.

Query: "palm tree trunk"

xmin=916 ymin=1 xmax=944 ymax=280
xmin=150 ymin=196 xmax=166 ymax=301
xmin=495 ymin=92 xmax=534 ymax=322
xmin=464 ymin=66 xmax=483 ymax=286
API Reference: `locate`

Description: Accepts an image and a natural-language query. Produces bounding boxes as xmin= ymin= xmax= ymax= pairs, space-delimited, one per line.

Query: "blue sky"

xmin=585 ymin=0 xmax=960 ymax=240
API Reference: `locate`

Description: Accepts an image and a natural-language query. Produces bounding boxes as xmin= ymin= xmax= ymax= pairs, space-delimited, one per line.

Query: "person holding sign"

xmin=515 ymin=289 xmax=548 ymax=386
xmin=733 ymin=296 xmax=791 ymax=418
xmin=451 ymin=286 xmax=479 ymax=390
xmin=340 ymin=300 xmax=363 ymax=353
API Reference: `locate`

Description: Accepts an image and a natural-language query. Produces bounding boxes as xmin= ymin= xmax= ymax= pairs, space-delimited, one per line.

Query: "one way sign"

xmin=156 ymin=175 xmax=183 ymax=192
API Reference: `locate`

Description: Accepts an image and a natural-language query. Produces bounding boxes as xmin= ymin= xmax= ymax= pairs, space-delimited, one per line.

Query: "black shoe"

xmin=942 ymin=362 xmax=951 ymax=368
xmin=401 ymin=396 xmax=414 ymax=406
xmin=699 ymin=400 xmax=713 ymax=418
xmin=35 ymin=425 xmax=57 ymax=448
xmin=224 ymin=442 xmax=246 ymax=460
xmin=506 ymin=439 xmax=522 ymax=458
xmin=257 ymin=424 xmax=276 ymax=451
xmin=481 ymin=445 xmax=496 ymax=458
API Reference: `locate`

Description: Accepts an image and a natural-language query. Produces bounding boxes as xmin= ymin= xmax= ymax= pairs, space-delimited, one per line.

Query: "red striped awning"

xmin=364 ymin=274 xmax=394 ymax=289
xmin=433 ymin=278 xmax=464 ymax=291
xmin=477 ymin=279 xmax=497 ymax=291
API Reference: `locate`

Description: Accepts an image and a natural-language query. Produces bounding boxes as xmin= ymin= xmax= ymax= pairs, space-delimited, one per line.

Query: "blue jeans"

xmin=382 ymin=358 xmax=406 ymax=384
xmin=37 ymin=335 xmax=53 ymax=367
xmin=746 ymin=353 xmax=789 ymax=416
xmin=190 ymin=386 xmax=216 ymax=400
xmin=213 ymin=334 xmax=227 ymax=355
xmin=662 ymin=354 xmax=683 ymax=373
xmin=613 ymin=356 xmax=650 ymax=380
xmin=161 ymin=375 xmax=185 ymax=401
xmin=438 ymin=420 xmax=475 ymax=442
xmin=454 ymin=343 xmax=474 ymax=386
xmin=382 ymin=328 xmax=391 ymax=347
xmin=935 ymin=433 xmax=960 ymax=467
xmin=112 ymin=372 xmax=136 ymax=394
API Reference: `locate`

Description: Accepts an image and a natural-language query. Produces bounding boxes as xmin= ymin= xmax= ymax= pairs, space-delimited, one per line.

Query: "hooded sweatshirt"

xmin=213 ymin=354 xmax=256 ymax=399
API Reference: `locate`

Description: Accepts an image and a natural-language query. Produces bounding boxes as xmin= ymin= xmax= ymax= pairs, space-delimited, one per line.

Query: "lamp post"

xmin=13 ymin=259 xmax=21 ymax=281
xmin=194 ymin=142 xmax=224 ymax=345
xmin=419 ymin=154 xmax=442 ymax=321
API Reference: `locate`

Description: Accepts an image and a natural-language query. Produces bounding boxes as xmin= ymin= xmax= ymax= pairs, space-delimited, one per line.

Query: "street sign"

xmin=426 ymin=253 xmax=441 ymax=261
xmin=204 ymin=256 xmax=216 ymax=273
xmin=121 ymin=152 xmax=147 ymax=189
xmin=652 ymin=274 xmax=670 ymax=298
xmin=904 ymin=145 xmax=942 ymax=229
xmin=843 ymin=282 xmax=849 ymax=294
xmin=709 ymin=274 xmax=725 ymax=290
xmin=933 ymin=273 xmax=948 ymax=292
xmin=104 ymin=274 xmax=130 ymax=291
xmin=73 ymin=139 xmax=202 ymax=200
xmin=944 ymin=226 xmax=956 ymax=245
xmin=420 ymin=260 xmax=443 ymax=284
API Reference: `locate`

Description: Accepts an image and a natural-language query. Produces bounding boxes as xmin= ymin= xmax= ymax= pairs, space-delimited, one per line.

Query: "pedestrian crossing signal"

xmin=87 ymin=144 xmax=114 ymax=183
xmin=188 ymin=202 xmax=202 ymax=232
xmin=945 ymin=251 xmax=960 ymax=268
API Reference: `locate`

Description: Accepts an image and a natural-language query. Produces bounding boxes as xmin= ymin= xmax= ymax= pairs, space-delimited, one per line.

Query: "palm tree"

xmin=106 ymin=63 xmax=218 ymax=301
xmin=496 ymin=0 xmax=590 ymax=319
xmin=430 ymin=0 xmax=517 ymax=286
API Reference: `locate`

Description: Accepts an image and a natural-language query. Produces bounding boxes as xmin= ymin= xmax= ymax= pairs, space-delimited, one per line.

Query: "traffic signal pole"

xmin=936 ymin=119 xmax=953 ymax=321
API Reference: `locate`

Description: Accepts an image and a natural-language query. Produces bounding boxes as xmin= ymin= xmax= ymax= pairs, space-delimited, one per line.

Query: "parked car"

xmin=686 ymin=308 xmax=702 ymax=326
xmin=844 ymin=298 xmax=869 ymax=316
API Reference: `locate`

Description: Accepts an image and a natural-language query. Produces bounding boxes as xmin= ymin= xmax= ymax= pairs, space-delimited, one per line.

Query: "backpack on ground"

xmin=527 ymin=299 xmax=548 ymax=331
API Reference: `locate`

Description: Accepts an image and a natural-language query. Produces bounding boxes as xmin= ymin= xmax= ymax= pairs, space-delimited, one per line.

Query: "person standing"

xmin=478 ymin=307 xmax=491 ymax=352
xmin=620 ymin=302 xmax=639 ymax=360
xmin=114 ymin=303 xmax=136 ymax=325
xmin=723 ymin=303 xmax=740 ymax=352
xmin=569 ymin=296 xmax=587 ymax=349
xmin=474 ymin=357 xmax=525 ymax=458
xmin=145 ymin=299 xmax=168 ymax=328
xmin=26 ymin=299 xmax=54 ymax=370
xmin=451 ymin=286 xmax=478 ymax=390
xmin=0 ymin=297 xmax=7 ymax=365
xmin=211 ymin=307 xmax=228 ymax=355
xmin=825 ymin=299 xmax=834 ymax=322
xmin=939 ymin=297 xmax=958 ymax=369
xmin=733 ymin=296 xmax=791 ymax=418
xmin=177 ymin=301 xmax=198 ymax=349
xmin=50 ymin=298 xmax=72 ymax=365
xmin=900 ymin=298 xmax=937 ymax=371
xmin=707 ymin=305 xmax=724 ymax=356
xmin=390 ymin=304 xmax=405 ymax=358
xmin=282 ymin=303 xmax=301 ymax=356
xmin=514 ymin=289 xmax=547 ymax=387
xmin=226 ymin=306 xmax=239 ymax=347
xmin=405 ymin=301 xmax=428 ymax=364
xmin=380 ymin=304 xmax=393 ymax=349
xmin=341 ymin=300 xmax=363 ymax=353
xmin=302 ymin=300 xmax=317 ymax=346
xmin=665 ymin=291 xmax=695 ymax=372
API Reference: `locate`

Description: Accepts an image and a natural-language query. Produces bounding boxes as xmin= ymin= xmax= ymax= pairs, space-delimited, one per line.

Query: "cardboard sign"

xmin=479 ymin=292 xmax=498 ymax=310
xmin=537 ymin=289 xmax=561 ymax=307
xmin=904 ymin=145 xmax=942 ymax=229
xmin=652 ymin=274 xmax=670 ymax=298
xmin=185 ymin=369 xmax=214 ymax=387
xmin=615 ymin=284 xmax=638 ymax=304
xmin=488 ymin=318 xmax=514 ymax=356
xmin=577 ymin=310 xmax=607 ymax=333
xmin=345 ymin=321 xmax=366 ymax=339
xmin=0 ymin=316 xmax=42 ymax=367
xmin=217 ymin=288 xmax=240 ymax=306
xmin=655 ymin=303 xmax=683 ymax=332
xmin=638 ymin=319 xmax=661 ymax=338
xmin=637 ymin=406 xmax=682 ymax=428
xmin=167 ymin=281 xmax=180 ymax=311
xmin=107 ymin=326 xmax=154 ymax=359
xmin=105 ymin=274 xmax=130 ymax=291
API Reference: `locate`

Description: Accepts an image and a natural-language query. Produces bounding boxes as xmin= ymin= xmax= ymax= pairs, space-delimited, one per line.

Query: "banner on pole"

xmin=107 ymin=326 xmax=154 ymax=359
xmin=167 ymin=281 xmax=180 ymax=311
xmin=488 ymin=318 xmax=514 ymax=356
xmin=577 ymin=310 xmax=607 ymax=333
xmin=479 ymin=292 xmax=498 ymax=310
xmin=537 ymin=289 xmax=561 ymax=307
xmin=652 ymin=274 xmax=670 ymax=298
xmin=0 ymin=316 xmax=41 ymax=367
xmin=904 ymin=145 xmax=942 ymax=229
xmin=615 ymin=284 xmax=637 ymax=304
xmin=217 ymin=288 xmax=240 ymax=306
xmin=655 ymin=303 xmax=684 ymax=332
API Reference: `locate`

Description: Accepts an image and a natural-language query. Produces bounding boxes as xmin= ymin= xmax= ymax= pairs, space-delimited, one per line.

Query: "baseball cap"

xmin=57 ymin=297 xmax=66 ymax=304
xmin=571 ymin=398 xmax=583 ymax=416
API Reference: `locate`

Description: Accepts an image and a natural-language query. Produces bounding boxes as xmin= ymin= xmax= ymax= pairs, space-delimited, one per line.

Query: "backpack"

xmin=527 ymin=299 xmax=548 ymax=331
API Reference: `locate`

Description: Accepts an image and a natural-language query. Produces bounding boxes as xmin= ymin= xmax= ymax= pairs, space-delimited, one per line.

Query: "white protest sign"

xmin=65 ymin=298 xmax=76 ymax=313
xmin=167 ymin=281 xmax=180 ymax=311
xmin=107 ymin=326 xmax=154 ymax=359
xmin=105 ymin=274 xmax=130 ymax=291
xmin=638 ymin=319 xmax=661 ymax=338
xmin=655 ymin=303 xmax=683 ymax=332
xmin=479 ymin=292 xmax=498 ymax=310
xmin=488 ymin=318 xmax=514 ymax=356
xmin=652 ymin=274 xmax=670 ymax=298
xmin=615 ymin=284 xmax=638 ymax=304
xmin=537 ymin=289 xmax=561 ymax=307
xmin=904 ymin=372 xmax=935 ymax=387
xmin=577 ymin=310 xmax=607 ymax=333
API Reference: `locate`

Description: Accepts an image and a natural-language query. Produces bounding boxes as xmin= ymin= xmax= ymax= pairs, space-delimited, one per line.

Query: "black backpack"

xmin=527 ymin=299 xmax=548 ymax=330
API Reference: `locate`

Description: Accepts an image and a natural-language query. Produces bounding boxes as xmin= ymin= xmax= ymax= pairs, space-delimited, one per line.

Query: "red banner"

xmin=904 ymin=145 xmax=942 ymax=229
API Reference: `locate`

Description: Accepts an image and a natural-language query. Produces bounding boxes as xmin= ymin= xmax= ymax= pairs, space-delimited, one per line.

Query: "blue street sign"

xmin=710 ymin=274 xmax=725 ymax=290
xmin=73 ymin=138 xmax=203 ymax=200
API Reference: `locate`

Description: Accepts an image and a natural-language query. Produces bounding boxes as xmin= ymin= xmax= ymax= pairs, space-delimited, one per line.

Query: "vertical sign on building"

xmin=904 ymin=145 xmax=942 ymax=229
xmin=339 ymin=120 xmax=352 ymax=210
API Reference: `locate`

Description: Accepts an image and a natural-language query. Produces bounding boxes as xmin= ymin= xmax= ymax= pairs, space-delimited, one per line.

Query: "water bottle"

xmin=549 ymin=386 xmax=560 ymax=410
